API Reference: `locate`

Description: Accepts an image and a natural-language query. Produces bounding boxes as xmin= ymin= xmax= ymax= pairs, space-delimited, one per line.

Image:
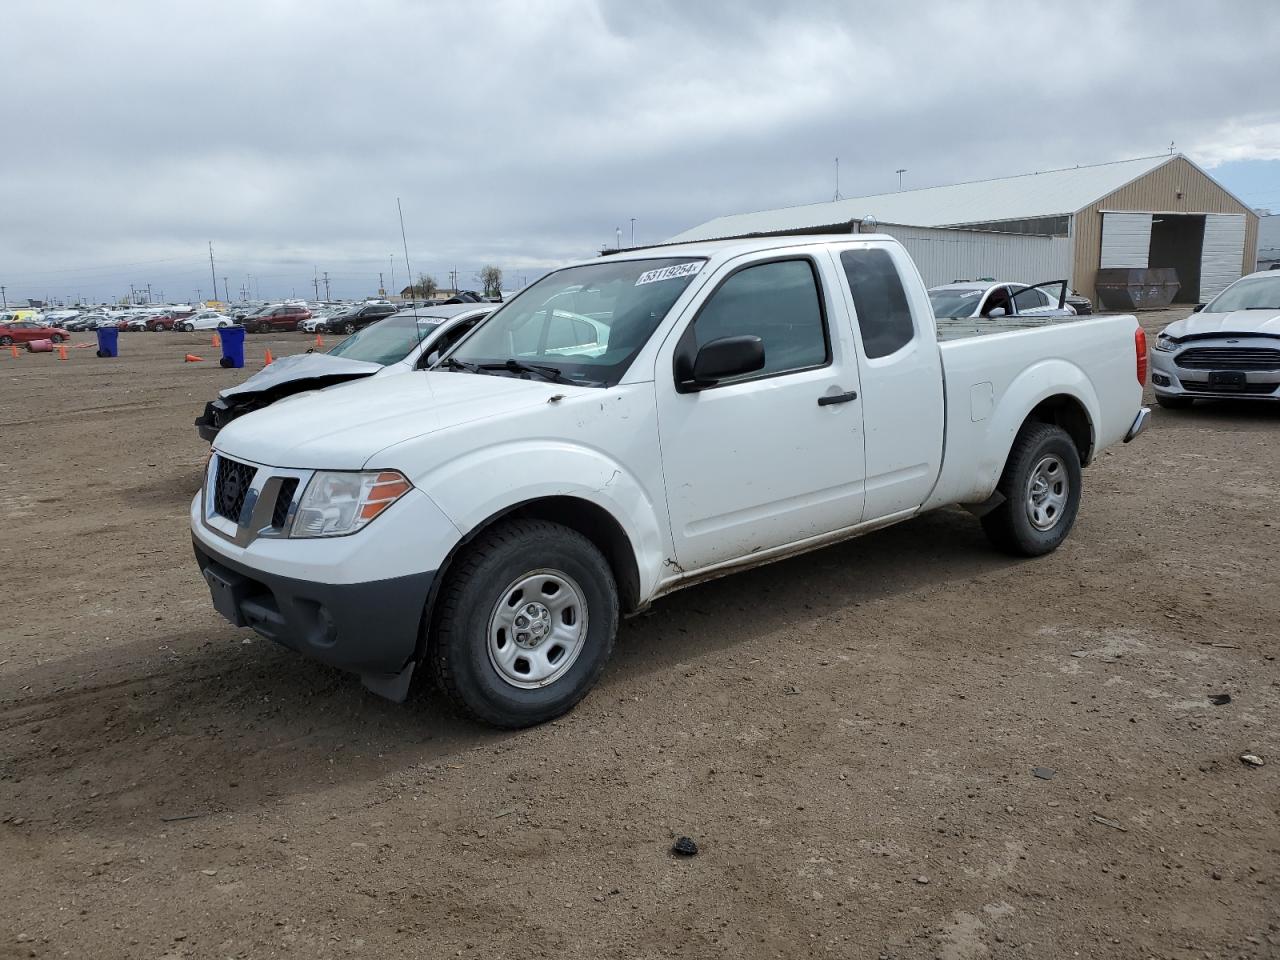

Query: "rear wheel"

xmin=430 ymin=519 xmax=618 ymax=728
xmin=0 ymin=336 xmax=12 ymax=346
xmin=342 ymin=321 xmax=356 ymax=334
xmin=981 ymin=422 xmax=1082 ymax=557
xmin=49 ymin=334 xmax=64 ymax=343
xmin=1156 ymin=394 xmax=1194 ymax=410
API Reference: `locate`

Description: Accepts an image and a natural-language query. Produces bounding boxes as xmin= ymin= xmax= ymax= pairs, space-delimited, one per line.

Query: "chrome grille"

xmin=1175 ymin=347 xmax=1280 ymax=371
xmin=213 ymin=456 xmax=257 ymax=523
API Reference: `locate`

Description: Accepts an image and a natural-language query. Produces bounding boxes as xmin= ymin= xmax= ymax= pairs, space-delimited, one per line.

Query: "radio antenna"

xmin=396 ymin=198 xmax=427 ymax=351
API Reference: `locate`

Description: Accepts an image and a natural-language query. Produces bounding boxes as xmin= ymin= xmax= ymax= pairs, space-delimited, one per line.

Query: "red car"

xmin=0 ymin=321 xmax=71 ymax=345
xmin=247 ymin=304 xmax=312 ymax=333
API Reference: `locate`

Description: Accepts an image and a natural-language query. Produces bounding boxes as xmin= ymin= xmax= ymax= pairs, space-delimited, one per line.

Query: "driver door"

xmin=655 ymin=254 xmax=866 ymax=572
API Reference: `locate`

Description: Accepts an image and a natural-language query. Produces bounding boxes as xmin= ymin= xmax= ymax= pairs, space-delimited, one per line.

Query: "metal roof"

xmin=670 ymin=155 xmax=1176 ymax=242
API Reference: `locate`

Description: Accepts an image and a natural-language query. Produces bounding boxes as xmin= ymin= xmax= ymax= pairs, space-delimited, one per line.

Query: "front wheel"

xmin=342 ymin=321 xmax=356 ymax=334
xmin=49 ymin=334 xmax=65 ymax=343
xmin=430 ymin=519 xmax=618 ymax=728
xmin=0 ymin=336 xmax=12 ymax=346
xmin=980 ymin=422 xmax=1082 ymax=557
xmin=1156 ymin=394 xmax=1194 ymax=410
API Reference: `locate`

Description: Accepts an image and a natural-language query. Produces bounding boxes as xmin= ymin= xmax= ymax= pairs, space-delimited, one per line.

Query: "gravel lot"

xmin=1 ymin=312 xmax=1276 ymax=960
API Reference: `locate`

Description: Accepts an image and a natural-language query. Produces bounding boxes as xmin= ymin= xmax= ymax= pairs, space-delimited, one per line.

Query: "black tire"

xmin=980 ymin=422 xmax=1082 ymax=557
xmin=1156 ymin=394 xmax=1194 ymax=410
xmin=342 ymin=321 xmax=356 ymax=334
xmin=49 ymin=334 xmax=64 ymax=343
xmin=0 ymin=336 xmax=12 ymax=346
xmin=430 ymin=519 xmax=618 ymax=728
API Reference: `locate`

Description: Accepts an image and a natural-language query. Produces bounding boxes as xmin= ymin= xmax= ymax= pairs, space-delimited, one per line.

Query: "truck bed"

xmin=934 ymin=314 xmax=1084 ymax=342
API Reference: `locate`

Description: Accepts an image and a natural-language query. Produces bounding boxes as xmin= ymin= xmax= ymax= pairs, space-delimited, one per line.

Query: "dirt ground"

xmin=1 ymin=313 xmax=1276 ymax=960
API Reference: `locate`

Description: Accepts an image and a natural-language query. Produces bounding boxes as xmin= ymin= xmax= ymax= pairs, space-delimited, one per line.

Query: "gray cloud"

xmin=2 ymin=0 xmax=1277 ymax=303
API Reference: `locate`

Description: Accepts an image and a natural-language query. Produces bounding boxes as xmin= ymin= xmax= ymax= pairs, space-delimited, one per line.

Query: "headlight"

xmin=1152 ymin=334 xmax=1178 ymax=353
xmin=291 ymin=470 xmax=412 ymax=537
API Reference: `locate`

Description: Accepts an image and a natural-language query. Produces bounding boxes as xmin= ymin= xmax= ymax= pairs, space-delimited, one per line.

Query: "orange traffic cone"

xmin=264 ymin=348 xmax=274 ymax=365
xmin=8 ymin=345 xmax=18 ymax=359
xmin=314 ymin=333 xmax=324 ymax=348
xmin=185 ymin=353 xmax=204 ymax=362
xmin=57 ymin=345 xmax=68 ymax=361
xmin=212 ymin=332 xmax=221 ymax=348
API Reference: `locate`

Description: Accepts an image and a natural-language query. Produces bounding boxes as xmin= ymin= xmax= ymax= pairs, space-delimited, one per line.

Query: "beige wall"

xmin=1071 ymin=156 xmax=1259 ymax=303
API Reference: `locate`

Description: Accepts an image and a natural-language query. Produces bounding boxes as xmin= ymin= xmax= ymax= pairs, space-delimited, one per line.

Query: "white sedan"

xmin=1150 ymin=270 xmax=1280 ymax=407
xmin=929 ymin=280 xmax=1077 ymax=320
xmin=179 ymin=311 xmax=234 ymax=331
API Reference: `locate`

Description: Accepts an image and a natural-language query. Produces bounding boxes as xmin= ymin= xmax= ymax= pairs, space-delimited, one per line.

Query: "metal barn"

xmin=670 ymin=155 xmax=1259 ymax=305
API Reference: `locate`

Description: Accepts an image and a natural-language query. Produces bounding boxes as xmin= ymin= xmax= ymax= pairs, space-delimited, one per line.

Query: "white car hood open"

xmin=213 ymin=370 xmax=588 ymax=469
xmin=219 ymin=353 xmax=385 ymax=399
xmin=1164 ymin=309 xmax=1280 ymax=340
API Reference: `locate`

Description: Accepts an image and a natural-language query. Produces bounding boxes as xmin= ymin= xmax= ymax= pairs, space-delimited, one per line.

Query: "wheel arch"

xmin=415 ymin=494 xmax=643 ymax=667
xmin=1022 ymin=393 xmax=1094 ymax=465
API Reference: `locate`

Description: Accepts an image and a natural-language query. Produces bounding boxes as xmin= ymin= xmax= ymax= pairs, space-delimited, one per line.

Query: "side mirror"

xmin=1192 ymin=303 xmax=1206 ymax=313
xmin=988 ymin=307 xmax=1008 ymax=318
xmin=683 ymin=335 xmax=765 ymax=389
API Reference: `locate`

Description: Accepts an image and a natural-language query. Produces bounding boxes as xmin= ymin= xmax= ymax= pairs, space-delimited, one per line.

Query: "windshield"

xmin=929 ymin=289 xmax=984 ymax=318
xmin=1205 ymin=275 xmax=1280 ymax=312
xmin=444 ymin=257 xmax=705 ymax=385
xmin=327 ymin=315 xmax=443 ymax=365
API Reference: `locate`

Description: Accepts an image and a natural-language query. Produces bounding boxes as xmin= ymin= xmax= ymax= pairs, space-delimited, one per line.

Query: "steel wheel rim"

xmin=486 ymin=569 xmax=588 ymax=689
xmin=1026 ymin=454 xmax=1069 ymax=531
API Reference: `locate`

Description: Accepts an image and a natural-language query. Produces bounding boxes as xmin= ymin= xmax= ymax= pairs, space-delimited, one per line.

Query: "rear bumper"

xmin=1123 ymin=406 xmax=1151 ymax=442
xmin=193 ymin=537 xmax=433 ymax=698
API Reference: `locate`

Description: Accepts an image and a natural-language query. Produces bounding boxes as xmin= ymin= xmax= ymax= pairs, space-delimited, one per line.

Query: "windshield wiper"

xmin=437 ymin=356 xmax=483 ymax=373
xmin=477 ymin=358 xmax=576 ymax=383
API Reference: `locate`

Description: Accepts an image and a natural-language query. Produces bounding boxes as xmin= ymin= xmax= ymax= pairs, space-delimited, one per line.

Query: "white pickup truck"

xmin=191 ymin=234 xmax=1150 ymax=727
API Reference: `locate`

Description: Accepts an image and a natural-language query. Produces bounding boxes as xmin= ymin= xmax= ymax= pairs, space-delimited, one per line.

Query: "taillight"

xmin=1135 ymin=327 xmax=1147 ymax=385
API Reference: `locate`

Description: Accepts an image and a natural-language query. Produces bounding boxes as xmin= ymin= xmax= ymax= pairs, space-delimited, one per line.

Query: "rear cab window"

xmin=838 ymin=248 xmax=916 ymax=358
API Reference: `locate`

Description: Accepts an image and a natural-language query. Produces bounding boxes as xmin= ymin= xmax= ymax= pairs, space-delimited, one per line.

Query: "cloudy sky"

xmin=3 ymin=0 xmax=1278 ymax=305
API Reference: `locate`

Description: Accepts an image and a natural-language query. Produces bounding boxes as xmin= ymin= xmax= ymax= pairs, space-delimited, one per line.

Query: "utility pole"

xmin=146 ymin=283 xmax=152 ymax=303
xmin=313 ymin=267 xmax=320 ymax=301
xmin=630 ymin=218 xmax=636 ymax=245
xmin=208 ymin=242 xmax=218 ymax=304
xmin=379 ymin=272 xmax=385 ymax=297
xmin=130 ymin=284 xmax=136 ymax=304
xmin=1 ymin=285 xmax=6 ymax=308
xmin=834 ymin=157 xmax=841 ymax=201
xmin=896 ymin=168 xmax=907 ymax=191
xmin=223 ymin=277 xmax=230 ymax=303
xmin=389 ymin=254 xmax=396 ymax=299
xmin=323 ymin=272 xmax=331 ymax=300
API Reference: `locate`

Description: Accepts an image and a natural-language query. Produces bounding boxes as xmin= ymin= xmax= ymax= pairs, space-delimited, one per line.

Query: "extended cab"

xmin=192 ymin=235 xmax=1150 ymax=728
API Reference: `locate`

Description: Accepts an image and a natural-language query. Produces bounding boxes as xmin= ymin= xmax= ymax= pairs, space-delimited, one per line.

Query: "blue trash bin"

xmin=96 ymin=325 xmax=119 ymax=358
xmin=219 ymin=325 xmax=246 ymax=369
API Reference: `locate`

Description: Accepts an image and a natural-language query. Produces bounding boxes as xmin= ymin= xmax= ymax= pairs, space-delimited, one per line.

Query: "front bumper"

xmin=191 ymin=453 xmax=462 ymax=699
xmin=1150 ymin=343 xmax=1280 ymax=400
xmin=194 ymin=398 xmax=233 ymax=443
xmin=193 ymin=537 xmax=433 ymax=699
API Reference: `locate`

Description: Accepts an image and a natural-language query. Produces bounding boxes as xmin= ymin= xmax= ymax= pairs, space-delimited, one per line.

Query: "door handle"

xmin=817 ymin=390 xmax=858 ymax=406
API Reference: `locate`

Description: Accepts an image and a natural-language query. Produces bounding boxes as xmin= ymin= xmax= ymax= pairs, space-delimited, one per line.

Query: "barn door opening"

xmin=1148 ymin=214 xmax=1205 ymax=303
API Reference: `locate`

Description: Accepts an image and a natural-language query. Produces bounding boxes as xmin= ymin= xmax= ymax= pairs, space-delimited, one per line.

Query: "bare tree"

xmin=416 ymin=274 xmax=438 ymax=300
xmin=479 ymin=265 xmax=503 ymax=299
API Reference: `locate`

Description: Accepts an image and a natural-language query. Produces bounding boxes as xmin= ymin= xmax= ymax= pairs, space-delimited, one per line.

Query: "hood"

xmin=213 ymin=370 xmax=588 ymax=469
xmin=1163 ymin=309 xmax=1280 ymax=340
xmin=219 ymin=352 xmax=384 ymax=399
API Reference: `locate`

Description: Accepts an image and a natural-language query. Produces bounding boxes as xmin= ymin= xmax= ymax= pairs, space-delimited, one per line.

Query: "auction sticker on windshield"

xmin=635 ymin=262 xmax=702 ymax=285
